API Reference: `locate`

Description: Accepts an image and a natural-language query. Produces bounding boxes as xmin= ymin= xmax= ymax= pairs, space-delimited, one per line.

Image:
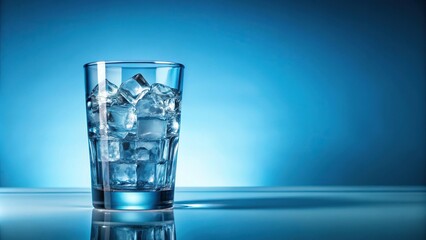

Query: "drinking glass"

xmin=84 ymin=61 xmax=184 ymax=210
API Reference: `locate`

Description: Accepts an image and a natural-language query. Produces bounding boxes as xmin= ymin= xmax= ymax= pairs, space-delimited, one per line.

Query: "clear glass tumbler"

xmin=84 ymin=61 xmax=184 ymax=210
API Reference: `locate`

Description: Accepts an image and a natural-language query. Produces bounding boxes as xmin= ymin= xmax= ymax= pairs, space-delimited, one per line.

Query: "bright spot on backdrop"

xmin=0 ymin=0 xmax=425 ymax=187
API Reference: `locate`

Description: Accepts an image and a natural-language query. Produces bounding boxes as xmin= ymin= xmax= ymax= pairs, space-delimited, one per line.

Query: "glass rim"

xmin=84 ymin=60 xmax=184 ymax=68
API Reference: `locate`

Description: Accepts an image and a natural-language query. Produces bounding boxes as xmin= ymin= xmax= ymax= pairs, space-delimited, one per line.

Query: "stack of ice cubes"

xmin=86 ymin=74 xmax=181 ymax=190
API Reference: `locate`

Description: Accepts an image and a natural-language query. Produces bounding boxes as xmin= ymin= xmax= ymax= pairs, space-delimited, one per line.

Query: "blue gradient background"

xmin=0 ymin=0 xmax=425 ymax=187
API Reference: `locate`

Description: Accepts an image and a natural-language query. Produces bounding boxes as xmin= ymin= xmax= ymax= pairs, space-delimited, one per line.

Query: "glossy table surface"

xmin=1 ymin=187 xmax=425 ymax=239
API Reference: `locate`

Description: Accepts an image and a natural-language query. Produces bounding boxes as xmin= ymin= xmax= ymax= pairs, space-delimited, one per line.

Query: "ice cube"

xmin=107 ymin=103 xmax=137 ymax=138
xmin=114 ymin=94 xmax=128 ymax=105
xmin=134 ymin=148 xmax=150 ymax=161
xmin=91 ymin=79 xmax=119 ymax=98
xmin=150 ymin=83 xmax=175 ymax=98
xmin=149 ymin=142 xmax=162 ymax=162
xmin=109 ymin=161 xmax=137 ymax=187
xmin=150 ymin=83 xmax=180 ymax=114
xmin=87 ymin=79 xmax=119 ymax=111
xmin=167 ymin=116 xmax=180 ymax=136
xmin=122 ymin=141 xmax=133 ymax=160
xmin=135 ymin=141 xmax=158 ymax=150
xmin=122 ymin=140 xmax=164 ymax=161
xmin=135 ymin=83 xmax=181 ymax=119
xmin=137 ymin=161 xmax=156 ymax=188
xmin=87 ymin=109 xmax=100 ymax=125
xmin=136 ymin=141 xmax=163 ymax=161
xmin=137 ymin=117 xmax=167 ymax=140
xmin=136 ymin=92 xmax=166 ymax=118
xmin=97 ymin=139 xmax=121 ymax=161
xmin=87 ymin=111 xmax=101 ymax=137
xmin=118 ymin=73 xmax=150 ymax=105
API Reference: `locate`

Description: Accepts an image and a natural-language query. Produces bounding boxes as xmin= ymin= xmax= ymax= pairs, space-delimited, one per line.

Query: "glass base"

xmin=92 ymin=188 xmax=174 ymax=210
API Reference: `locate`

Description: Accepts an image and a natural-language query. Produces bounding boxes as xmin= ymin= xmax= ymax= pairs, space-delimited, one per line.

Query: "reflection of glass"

xmin=91 ymin=209 xmax=176 ymax=240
